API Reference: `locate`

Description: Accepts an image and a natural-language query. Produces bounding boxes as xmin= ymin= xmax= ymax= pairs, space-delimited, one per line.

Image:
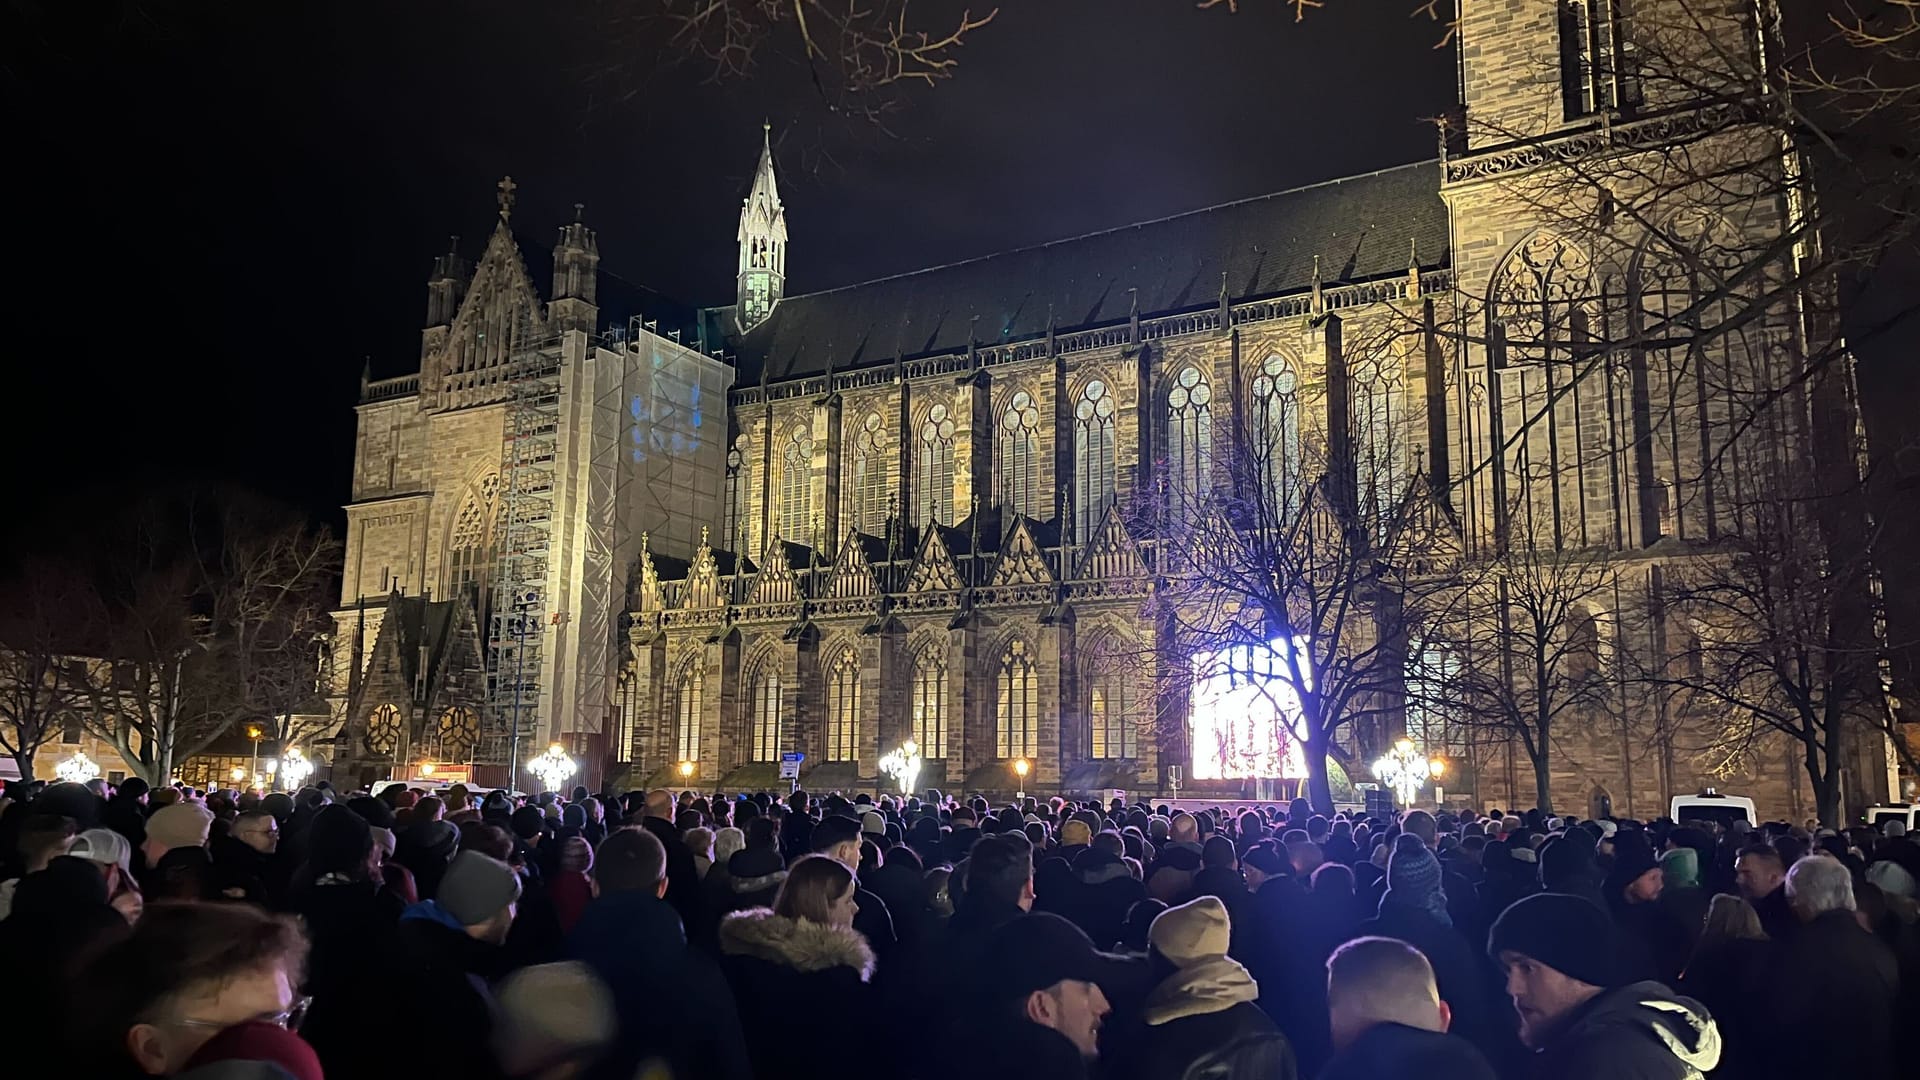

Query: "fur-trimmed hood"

xmin=718 ymin=909 xmax=875 ymax=982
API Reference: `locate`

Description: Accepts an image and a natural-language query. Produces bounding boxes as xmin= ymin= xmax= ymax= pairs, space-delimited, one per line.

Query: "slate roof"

xmin=715 ymin=160 xmax=1448 ymax=385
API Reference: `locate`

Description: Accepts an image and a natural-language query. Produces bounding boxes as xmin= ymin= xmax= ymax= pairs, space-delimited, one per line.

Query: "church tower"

xmin=549 ymin=204 xmax=599 ymax=334
xmin=736 ymin=123 xmax=787 ymax=332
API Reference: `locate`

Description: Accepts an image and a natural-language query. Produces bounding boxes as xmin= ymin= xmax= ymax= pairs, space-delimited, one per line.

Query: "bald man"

xmin=1321 ymin=936 xmax=1496 ymax=1080
xmin=639 ymin=789 xmax=701 ymax=926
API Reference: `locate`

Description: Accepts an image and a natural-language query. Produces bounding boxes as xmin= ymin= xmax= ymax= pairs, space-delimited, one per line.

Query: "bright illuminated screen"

xmin=1189 ymin=637 xmax=1310 ymax=780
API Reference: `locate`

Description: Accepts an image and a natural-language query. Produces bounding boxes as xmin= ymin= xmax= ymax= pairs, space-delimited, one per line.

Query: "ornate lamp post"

xmin=246 ymin=724 xmax=265 ymax=782
xmin=678 ymin=760 xmax=696 ymax=788
xmin=55 ymin=751 xmax=100 ymax=785
xmin=1013 ymin=757 xmax=1030 ymax=803
xmin=879 ymin=740 xmax=922 ymax=795
xmin=279 ymin=747 xmax=314 ymax=790
xmin=1372 ymin=738 xmax=1436 ymax=809
xmin=529 ymin=743 xmax=577 ymax=792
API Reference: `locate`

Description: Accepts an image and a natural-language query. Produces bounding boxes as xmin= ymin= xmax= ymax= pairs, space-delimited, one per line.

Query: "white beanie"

xmin=1866 ymin=860 xmax=1916 ymax=899
xmin=1149 ymin=895 xmax=1231 ymax=967
xmin=1884 ymin=820 xmax=1908 ymax=838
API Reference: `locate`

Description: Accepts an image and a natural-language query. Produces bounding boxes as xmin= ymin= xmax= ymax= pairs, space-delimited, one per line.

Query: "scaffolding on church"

xmin=482 ymin=333 xmax=563 ymax=783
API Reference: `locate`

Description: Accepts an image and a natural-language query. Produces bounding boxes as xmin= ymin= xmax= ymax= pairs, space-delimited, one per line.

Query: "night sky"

xmin=6 ymin=0 xmax=1453 ymax=551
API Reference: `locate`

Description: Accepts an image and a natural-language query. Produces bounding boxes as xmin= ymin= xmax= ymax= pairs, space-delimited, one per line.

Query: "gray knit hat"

xmin=438 ymin=850 xmax=522 ymax=926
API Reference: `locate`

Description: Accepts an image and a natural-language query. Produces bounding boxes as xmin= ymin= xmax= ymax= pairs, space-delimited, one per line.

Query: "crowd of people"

xmin=1 ymin=772 xmax=1915 ymax=1079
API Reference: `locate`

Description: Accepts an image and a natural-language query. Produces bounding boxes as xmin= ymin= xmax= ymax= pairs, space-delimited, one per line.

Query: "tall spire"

xmin=736 ymin=124 xmax=788 ymax=332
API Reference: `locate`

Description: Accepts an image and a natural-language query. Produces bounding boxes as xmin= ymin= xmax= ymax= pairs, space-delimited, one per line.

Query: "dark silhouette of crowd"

xmin=1 ymin=772 xmax=1916 ymax=1079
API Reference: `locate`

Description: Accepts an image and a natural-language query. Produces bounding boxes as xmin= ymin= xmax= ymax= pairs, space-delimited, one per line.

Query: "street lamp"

xmin=55 ymin=751 xmax=100 ymax=785
xmin=1371 ymin=738 xmax=1432 ymax=809
xmin=879 ymin=740 xmax=922 ymax=795
xmin=246 ymin=724 xmax=265 ymax=781
xmin=230 ymin=765 xmax=247 ymax=784
xmin=678 ymin=760 xmax=696 ymax=787
xmin=280 ymin=747 xmax=314 ymax=789
xmin=1013 ymin=757 xmax=1030 ymax=803
xmin=529 ymin=743 xmax=577 ymax=792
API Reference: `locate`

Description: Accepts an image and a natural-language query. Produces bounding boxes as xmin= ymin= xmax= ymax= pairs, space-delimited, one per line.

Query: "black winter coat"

xmin=294 ymin=879 xmax=406 ymax=1076
xmin=1318 ymin=1023 xmax=1497 ymax=1080
xmin=1764 ymin=910 xmax=1899 ymax=1079
xmin=1356 ymin=902 xmax=1504 ymax=1065
xmin=569 ymin=889 xmax=752 ymax=1080
xmin=717 ymin=910 xmax=876 ymax=1079
xmin=642 ymin=814 xmax=703 ymax=928
xmin=351 ymin=912 xmax=507 ymax=1080
xmin=1530 ymin=981 xmax=1720 ymax=1080
xmin=1113 ymin=994 xmax=1295 ymax=1080
xmin=1678 ymin=936 xmax=1770 ymax=1080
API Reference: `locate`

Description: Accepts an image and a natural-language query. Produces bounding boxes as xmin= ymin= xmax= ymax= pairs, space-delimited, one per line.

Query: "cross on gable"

xmin=497 ymin=176 xmax=518 ymax=219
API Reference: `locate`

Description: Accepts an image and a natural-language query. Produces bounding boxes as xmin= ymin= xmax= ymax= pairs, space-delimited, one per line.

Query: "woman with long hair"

xmin=717 ymin=853 xmax=873 ymax=1079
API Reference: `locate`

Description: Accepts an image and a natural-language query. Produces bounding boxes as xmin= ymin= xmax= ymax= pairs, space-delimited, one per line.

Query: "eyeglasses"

xmin=168 ymin=995 xmax=311 ymax=1033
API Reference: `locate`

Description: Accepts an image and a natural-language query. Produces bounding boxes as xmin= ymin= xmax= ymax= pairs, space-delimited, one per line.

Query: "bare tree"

xmin=1410 ymin=512 xmax=1623 ymax=814
xmin=63 ymin=494 xmax=339 ymax=784
xmin=0 ymin=563 xmax=89 ymax=781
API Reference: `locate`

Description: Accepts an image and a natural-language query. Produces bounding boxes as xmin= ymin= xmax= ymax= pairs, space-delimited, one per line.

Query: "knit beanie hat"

xmin=493 ymin=961 xmax=616 ymax=1077
xmin=1659 ymin=847 xmax=1700 ymax=890
xmin=148 ymin=803 xmax=214 ymax=853
xmin=438 ymin=850 xmax=522 ymax=926
xmin=1384 ymin=835 xmax=1451 ymax=926
xmin=1148 ymin=894 xmax=1231 ymax=967
xmin=261 ymin=793 xmax=295 ymax=823
xmin=1488 ymin=893 xmax=1621 ymax=988
xmin=306 ymin=804 xmax=373 ymax=878
xmin=861 ymin=811 xmax=887 ymax=837
xmin=1867 ymin=860 xmax=1916 ymax=899
xmin=1060 ymin=819 xmax=1093 ymax=847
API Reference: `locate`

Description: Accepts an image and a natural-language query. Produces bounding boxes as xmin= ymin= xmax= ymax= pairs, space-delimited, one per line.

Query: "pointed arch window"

xmin=1165 ymin=367 xmax=1213 ymax=522
xmin=1086 ymin=637 xmax=1139 ymax=760
xmin=910 ymin=645 xmax=949 ymax=758
xmin=845 ymin=412 xmax=889 ymax=536
xmin=1353 ymin=353 xmax=1408 ymax=538
xmin=613 ymin=669 xmax=636 ymax=763
xmin=778 ymin=425 xmax=814 ymax=544
xmin=747 ymin=663 xmax=782 ymax=763
xmin=996 ymin=639 xmax=1039 ymax=759
xmin=1074 ymin=379 xmax=1117 ymax=539
xmin=726 ymin=435 xmax=756 ymax=555
xmin=826 ymin=646 xmax=861 ymax=762
xmin=445 ymin=472 xmax=500 ymax=613
xmin=674 ymin=661 xmax=704 ymax=763
xmin=998 ymin=389 xmax=1042 ymax=519
xmin=1252 ymin=356 xmax=1303 ymax=522
xmin=918 ymin=403 xmax=957 ymax=525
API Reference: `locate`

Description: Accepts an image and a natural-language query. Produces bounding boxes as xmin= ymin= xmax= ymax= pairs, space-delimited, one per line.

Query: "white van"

xmin=1669 ymin=790 xmax=1757 ymax=828
xmin=1864 ymin=804 xmax=1917 ymax=832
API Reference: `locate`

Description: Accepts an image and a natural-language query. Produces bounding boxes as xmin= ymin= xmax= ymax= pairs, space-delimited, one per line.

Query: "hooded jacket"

xmin=718 ymin=910 xmax=875 ymax=1080
xmin=1532 ymin=981 xmax=1721 ymax=1080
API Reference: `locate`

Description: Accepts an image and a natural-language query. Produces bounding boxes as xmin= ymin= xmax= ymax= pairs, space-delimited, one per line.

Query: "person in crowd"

xmin=812 ymin=812 xmax=897 ymax=959
xmin=1656 ymin=846 xmax=1710 ymax=951
xmin=0 ymin=855 xmax=129 ymax=1052
xmin=1110 ymin=894 xmax=1294 ymax=1080
xmin=1145 ymin=812 xmax=1204 ymax=903
xmin=1732 ymin=844 xmax=1795 ymax=939
xmin=396 ymin=801 xmax=460 ymax=900
xmin=718 ymin=853 xmax=876 ymax=1078
xmin=0 ymin=813 xmax=76 ymax=918
xmin=685 ymin=824 xmax=715 ymax=878
xmin=569 ymin=825 xmax=751 ymax=1080
xmin=141 ymin=801 xmax=217 ymax=901
xmin=640 ymin=788 xmax=701 ymax=925
xmin=1321 ymin=936 xmax=1497 ymax=1080
xmin=290 ymin=803 xmax=404 ymax=1075
xmin=1489 ymin=892 xmax=1720 ymax=1078
xmin=941 ymin=912 xmax=1130 ymax=1080
xmin=70 ymin=826 xmax=144 ymax=922
xmin=1059 ymin=833 xmax=1149 ymax=950
xmin=1357 ymin=834 xmax=1497 ymax=1061
xmin=211 ymin=809 xmax=280 ymax=905
xmin=1767 ymin=854 xmax=1898 ymax=1079
xmin=175 ymin=1021 xmax=325 ymax=1080
xmin=1605 ymin=832 xmax=1691 ymax=984
xmin=78 ymin=901 xmax=309 ymax=1076
xmin=493 ymin=961 xmax=618 ymax=1080
xmin=547 ymin=835 xmax=595 ymax=936
xmin=1679 ymin=894 xmax=1770 ymax=1079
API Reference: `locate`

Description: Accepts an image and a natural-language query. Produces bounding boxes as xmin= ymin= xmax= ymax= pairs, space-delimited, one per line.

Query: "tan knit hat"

xmin=147 ymin=803 xmax=214 ymax=853
xmin=1148 ymin=894 xmax=1231 ymax=967
xmin=1060 ymin=819 xmax=1093 ymax=846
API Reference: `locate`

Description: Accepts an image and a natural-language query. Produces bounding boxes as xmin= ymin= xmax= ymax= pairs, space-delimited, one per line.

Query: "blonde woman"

xmin=1679 ymin=893 xmax=1768 ymax=1078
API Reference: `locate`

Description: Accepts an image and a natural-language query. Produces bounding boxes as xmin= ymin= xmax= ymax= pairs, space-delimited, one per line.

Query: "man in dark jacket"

xmin=1489 ymin=893 xmax=1721 ymax=1079
xmin=1357 ymin=837 xmax=1501 ymax=1065
xmin=641 ymin=789 xmax=702 ymax=927
xmin=1734 ymin=845 xmax=1796 ymax=940
xmin=1061 ymin=843 xmax=1147 ymax=950
xmin=210 ymin=809 xmax=280 ymax=906
xmin=569 ymin=827 xmax=751 ymax=1080
xmin=937 ymin=913 xmax=1133 ymax=1080
xmin=814 ymin=813 xmax=897 ymax=959
xmin=1767 ymin=855 xmax=1898 ymax=1079
xmin=1322 ymin=936 xmax=1497 ymax=1080
xmin=364 ymin=850 xmax=522 ymax=1080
